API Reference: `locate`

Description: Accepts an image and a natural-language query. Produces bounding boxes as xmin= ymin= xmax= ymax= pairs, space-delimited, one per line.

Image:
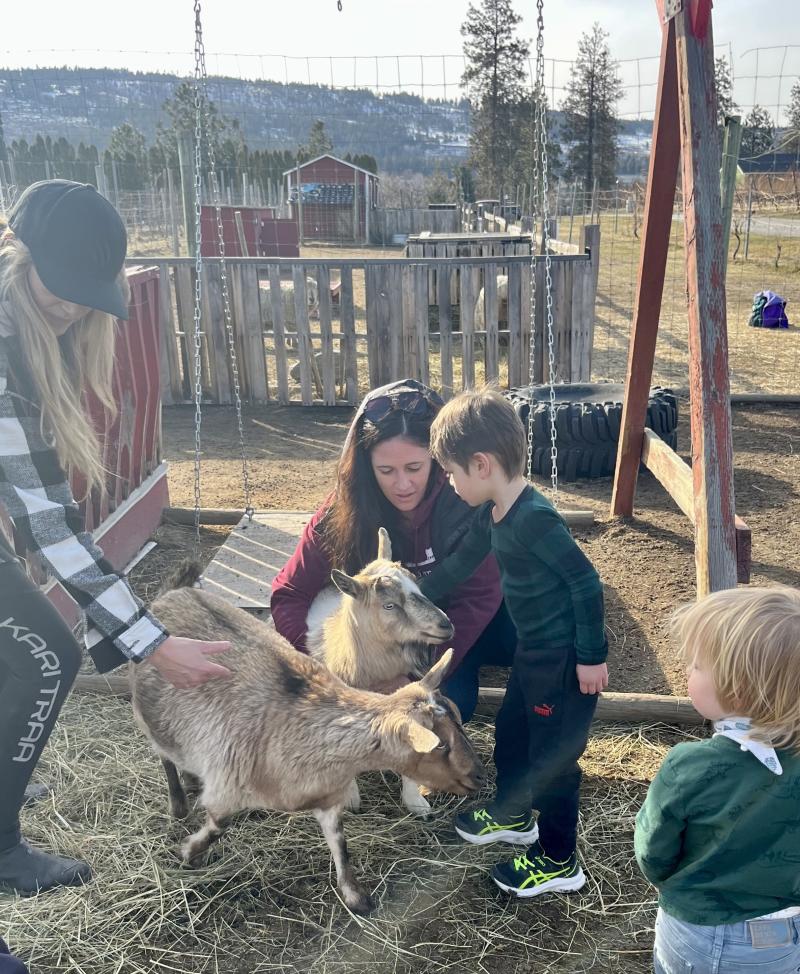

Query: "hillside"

xmin=0 ymin=67 xmax=471 ymax=175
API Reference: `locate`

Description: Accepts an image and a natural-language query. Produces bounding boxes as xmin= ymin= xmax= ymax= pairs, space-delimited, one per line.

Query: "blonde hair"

xmin=673 ymin=586 xmax=800 ymax=751
xmin=0 ymin=228 xmax=120 ymax=495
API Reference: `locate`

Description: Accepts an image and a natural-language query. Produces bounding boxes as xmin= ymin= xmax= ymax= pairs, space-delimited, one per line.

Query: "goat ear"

xmin=419 ymin=648 xmax=454 ymax=691
xmin=377 ymin=526 xmax=392 ymax=561
xmin=406 ymin=717 xmax=441 ymax=754
xmin=331 ymin=569 xmax=363 ymax=599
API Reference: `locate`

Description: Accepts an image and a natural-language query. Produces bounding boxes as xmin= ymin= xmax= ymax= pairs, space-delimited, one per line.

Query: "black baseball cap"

xmin=9 ymin=179 xmax=129 ymax=320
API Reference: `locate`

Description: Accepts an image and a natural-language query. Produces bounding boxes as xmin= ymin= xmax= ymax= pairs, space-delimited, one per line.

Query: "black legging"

xmin=0 ymin=560 xmax=81 ymax=852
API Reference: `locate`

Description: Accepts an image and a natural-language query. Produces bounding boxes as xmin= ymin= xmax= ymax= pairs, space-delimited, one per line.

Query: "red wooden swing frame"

xmin=611 ymin=0 xmax=751 ymax=597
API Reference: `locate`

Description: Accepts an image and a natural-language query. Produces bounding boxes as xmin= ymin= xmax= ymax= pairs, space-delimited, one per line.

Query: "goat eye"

xmin=382 ymin=602 xmax=395 ymax=610
xmin=435 ymin=742 xmax=449 ymax=752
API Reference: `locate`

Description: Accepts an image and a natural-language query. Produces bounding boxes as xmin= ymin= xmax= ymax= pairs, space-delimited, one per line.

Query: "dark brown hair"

xmin=429 ymin=386 xmax=526 ymax=479
xmin=322 ymin=408 xmax=440 ymax=574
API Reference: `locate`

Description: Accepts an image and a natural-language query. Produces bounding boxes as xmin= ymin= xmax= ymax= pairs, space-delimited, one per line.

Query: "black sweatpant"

xmin=493 ymin=641 xmax=598 ymax=861
xmin=0 ymin=560 xmax=82 ymax=852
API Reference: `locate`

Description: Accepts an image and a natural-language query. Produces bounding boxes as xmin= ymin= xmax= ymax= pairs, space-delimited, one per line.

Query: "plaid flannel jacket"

xmin=0 ymin=309 xmax=168 ymax=672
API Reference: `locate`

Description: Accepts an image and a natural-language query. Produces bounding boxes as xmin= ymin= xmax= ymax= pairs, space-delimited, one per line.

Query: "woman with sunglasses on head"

xmin=271 ymin=378 xmax=516 ymax=720
xmin=0 ymin=180 xmax=231 ymax=898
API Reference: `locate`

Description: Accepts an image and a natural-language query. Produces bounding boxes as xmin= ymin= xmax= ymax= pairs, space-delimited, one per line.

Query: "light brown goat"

xmin=130 ymin=565 xmax=484 ymax=915
xmin=305 ymin=528 xmax=455 ymax=816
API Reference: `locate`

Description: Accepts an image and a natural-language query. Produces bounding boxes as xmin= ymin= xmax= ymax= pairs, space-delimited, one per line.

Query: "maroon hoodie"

xmin=270 ymin=474 xmax=502 ymax=672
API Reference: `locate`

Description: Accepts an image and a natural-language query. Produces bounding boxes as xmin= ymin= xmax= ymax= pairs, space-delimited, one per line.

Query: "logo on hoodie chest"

xmin=404 ymin=546 xmax=436 ymax=571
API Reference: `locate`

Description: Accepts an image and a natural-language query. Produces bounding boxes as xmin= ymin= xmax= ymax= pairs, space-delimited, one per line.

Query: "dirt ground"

xmin=161 ymin=397 xmax=800 ymax=697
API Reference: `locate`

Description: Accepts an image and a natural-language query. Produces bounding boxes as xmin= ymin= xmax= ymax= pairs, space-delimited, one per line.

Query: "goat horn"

xmin=419 ymin=648 xmax=454 ymax=691
xmin=377 ymin=527 xmax=392 ymax=561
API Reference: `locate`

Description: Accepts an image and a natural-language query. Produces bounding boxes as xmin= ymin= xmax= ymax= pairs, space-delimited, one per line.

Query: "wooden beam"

xmin=611 ymin=17 xmax=681 ymax=517
xmin=641 ymin=429 xmax=751 ymax=583
xmin=72 ymin=674 xmax=703 ymax=727
xmin=478 ymin=687 xmax=703 ymax=726
xmin=675 ymin=5 xmax=738 ymax=595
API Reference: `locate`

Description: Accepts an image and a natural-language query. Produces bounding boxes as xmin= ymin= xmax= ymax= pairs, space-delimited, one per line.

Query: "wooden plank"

xmin=641 ymin=429 xmax=750 ymax=583
xmin=437 ymin=265 xmax=454 ymax=397
xmin=459 ymin=266 xmax=476 ymax=389
xmin=415 ymin=263 xmax=429 ymax=385
xmin=484 ymin=263 xmax=499 ymax=382
xmin=641 ymin=428 xmax=695 ymax=520
xmin=507 ymin=262 xmax=523 ymax=388
xmin=388 ymin=264 xmax=403 ymax=380
xmin=157 ymin=264 xmax=182 ymax=405
xmin=550 ymin=259 xmax=571 ymax=383
xmin=201 ymin=512 xmax=311 ymax=615
xmin=577 ymin=224 xmax=601 ymax=382
xmin=203 ymin=262 xmax=232 ymax=404
xmin=174 ymin=264 xmax=195 ymax=401
xmin=316 ymin=263 xmax=336 ymax=405
xmin=521 ymin=258 xmax=534 ymax=384
xmin=267 ymin=265 xmax=290 ymax=405
xmin=339 ymin=266 xmax=358 ymax=404
xmin=291 ymin=265 xmax=314 ymax=404
xmin=241 ymin=264 xmax=269 ymax=402
xmin=365 ymin=264 xmax=381 ymax=389
xmin=401 ymin=264 xmax=419 ymax=379
xmin=611 ymin=19 xmax=681 ymax=519
xmin=229 ymin=265 xmax=251 ymax=402
xmin=676 ymin=6 xmax=738 ymax=595
xmin=126 ymin=254 xmax=584 ymax=269
xmin=478 ymin=687 xmax=703 ymax=726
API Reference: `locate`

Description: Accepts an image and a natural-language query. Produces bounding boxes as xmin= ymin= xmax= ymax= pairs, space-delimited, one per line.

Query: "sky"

xmin=2 ymin=0 xmax=799 ymax=121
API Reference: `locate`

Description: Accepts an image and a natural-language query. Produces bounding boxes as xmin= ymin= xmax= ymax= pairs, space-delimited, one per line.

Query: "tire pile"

xmin=506 ymin=383 xmax=679 ymax=481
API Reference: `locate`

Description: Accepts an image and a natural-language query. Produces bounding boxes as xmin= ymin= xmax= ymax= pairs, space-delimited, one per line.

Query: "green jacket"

xmin=635 ymin=735 xmax=800 ymax=925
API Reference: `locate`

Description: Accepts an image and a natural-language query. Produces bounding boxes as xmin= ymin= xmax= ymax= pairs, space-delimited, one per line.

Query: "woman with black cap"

xmin=0 ymin=180 xmax=232 ymax=897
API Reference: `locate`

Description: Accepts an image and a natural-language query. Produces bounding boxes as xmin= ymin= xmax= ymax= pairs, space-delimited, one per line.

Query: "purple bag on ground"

xmin=749 ymin=290 xmax=789 ymax=329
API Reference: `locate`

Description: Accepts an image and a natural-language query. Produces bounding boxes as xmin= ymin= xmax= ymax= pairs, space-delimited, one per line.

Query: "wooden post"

xmin=611 ymin=18 xmax=681 ymax=518
xmin=296 ymin=163 xmax=304 ymax=246
xmin=177 ymin=133 xmax=197 ymax=258
xmin=675 ymin=5 xmax=738 ymax=594
xmin=719 ymin=115 xmax=742 ymax=273
xmin=166 ymin=168 xmax=180 ymax=256
xmin=744 ymin=174 xmax=754 ymax=259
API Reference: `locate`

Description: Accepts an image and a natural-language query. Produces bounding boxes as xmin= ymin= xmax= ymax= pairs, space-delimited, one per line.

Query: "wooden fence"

xmin=128 ymin=242 xmax=599 ymax=408
xmin=370 ymin=207 xmax=460 ymax=244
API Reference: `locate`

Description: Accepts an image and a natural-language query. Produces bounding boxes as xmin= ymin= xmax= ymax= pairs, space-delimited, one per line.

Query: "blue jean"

xmin=441 ymin=601 xmax=517 ymax=723
xmin=654 ymin=907 xmax=800 ymax=974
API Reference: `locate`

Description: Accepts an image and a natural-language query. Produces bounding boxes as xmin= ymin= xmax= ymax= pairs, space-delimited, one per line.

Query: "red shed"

xmin=284 ymin=154 xmax=378 ymax=244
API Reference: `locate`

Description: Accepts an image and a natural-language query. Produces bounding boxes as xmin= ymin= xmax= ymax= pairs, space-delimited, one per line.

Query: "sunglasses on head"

xmin=362 ymin=388 xmax=444 ymax=424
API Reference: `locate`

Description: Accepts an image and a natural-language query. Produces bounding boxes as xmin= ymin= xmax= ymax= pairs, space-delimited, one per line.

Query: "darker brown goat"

xmin=130 ymin=565 xmax=485 ymax=914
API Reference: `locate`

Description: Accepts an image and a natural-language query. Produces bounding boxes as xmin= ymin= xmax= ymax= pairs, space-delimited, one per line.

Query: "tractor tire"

xmin=506 ymin=383 xmax=678 ymax=481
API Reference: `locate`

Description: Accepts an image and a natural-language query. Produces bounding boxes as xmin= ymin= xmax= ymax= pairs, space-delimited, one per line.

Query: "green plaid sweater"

xmin=419 ymin=484 xmax=607 ymax=663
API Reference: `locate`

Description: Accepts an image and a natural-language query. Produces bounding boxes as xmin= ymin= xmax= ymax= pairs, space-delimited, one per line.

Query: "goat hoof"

xmin=404 ymin=794 xmax=433 ymax=817
xmin=345 ymin=888 xmax=376 ymax=915
xmin=170 ymin=799 xmax=190 ymax=820
xmin=180 ymin=838 xmax=207 ymax=865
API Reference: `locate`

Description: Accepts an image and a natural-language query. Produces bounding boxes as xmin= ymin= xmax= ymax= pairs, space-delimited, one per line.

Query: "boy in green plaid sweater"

xmin=420 ymin=387 xmax=608 ymax=897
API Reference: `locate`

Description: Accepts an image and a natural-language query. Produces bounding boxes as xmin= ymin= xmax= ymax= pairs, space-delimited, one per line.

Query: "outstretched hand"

xmin=576 ymin=662 xmax=609 ymax=695
xmin=150 ymin=635 xmax=232 ymax=688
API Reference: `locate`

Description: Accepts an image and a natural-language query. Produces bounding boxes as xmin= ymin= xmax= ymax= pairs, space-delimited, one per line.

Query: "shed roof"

xmin=282 ymin=153 xmax=379 ymax=179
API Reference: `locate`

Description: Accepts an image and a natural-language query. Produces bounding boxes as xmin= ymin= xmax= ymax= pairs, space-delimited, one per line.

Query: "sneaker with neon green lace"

xmin=454 ymin=804 xmax=539 ymax=846
xmin=491 ymin=842 xmax=586 ymax=897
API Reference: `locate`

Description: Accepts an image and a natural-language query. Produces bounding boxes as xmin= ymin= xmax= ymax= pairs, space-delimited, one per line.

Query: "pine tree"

xmin=714 ymin=56 xmax=738 ymax=127
xmin=460 ymin=0 xmax=529 ymax=200
xmin=560 ymin=23 xmax=622 ymax=191
xmin=741 ymin=105 xmax=774 ymax=159
xmin=786 ymin=80 xmax=800 ymax=154
xmin=108 ymin=123 xmax=148 ymax=190
xmin=301 ymin=120 xmax=334 ymax=161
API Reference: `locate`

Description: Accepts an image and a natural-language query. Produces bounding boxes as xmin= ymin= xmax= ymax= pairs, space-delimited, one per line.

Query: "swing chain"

xmin=337 ymin=0 xmax=343 ymax=9
xmin=193 ymin=0 xmax=255 ymax=522
xmin=535 ymin=0 xmax=558 ymax=499
xmin=192 ymin=0 xmax=205 ymax=553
